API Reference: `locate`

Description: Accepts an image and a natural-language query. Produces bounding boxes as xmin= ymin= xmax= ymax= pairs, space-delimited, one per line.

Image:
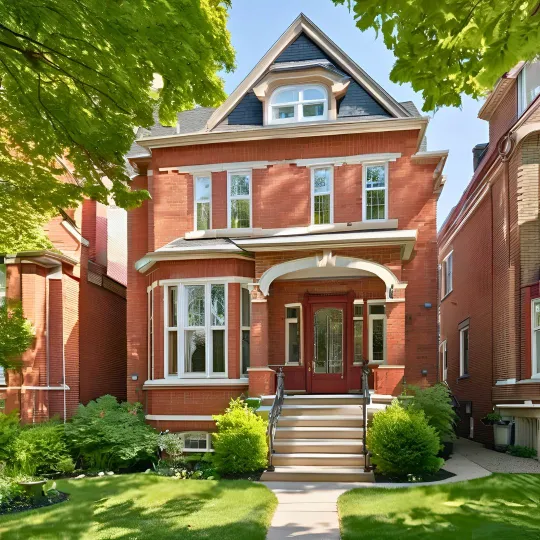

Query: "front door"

xmin=306 ymin=298 xmax=348 ymax=394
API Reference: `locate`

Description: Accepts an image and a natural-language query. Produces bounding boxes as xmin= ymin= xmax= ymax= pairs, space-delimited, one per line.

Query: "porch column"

xmin=248 ymin=287 xmax=275 ymax=397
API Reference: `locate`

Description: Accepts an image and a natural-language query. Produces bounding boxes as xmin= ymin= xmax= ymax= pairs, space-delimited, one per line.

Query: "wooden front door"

xmin=306 ymin=295 xmax=349 ymax=394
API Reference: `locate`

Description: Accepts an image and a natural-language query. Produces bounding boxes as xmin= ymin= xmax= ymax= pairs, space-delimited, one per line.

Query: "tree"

xmin=0 ymin=0 xmax=235 ymax=219
xmin=334 ymin=0 xmax=540 ymax=110
xmin=0 ymin=303 xmax=34 ymax=371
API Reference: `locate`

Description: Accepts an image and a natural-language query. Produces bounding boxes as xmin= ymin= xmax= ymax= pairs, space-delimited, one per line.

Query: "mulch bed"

xmin=221 ymin=470 xmax=264 ymax=481
xmin=375 ymin=469 xmax=455 ymax=484
xmin=0 ymin=492 xmax=69 ymax=516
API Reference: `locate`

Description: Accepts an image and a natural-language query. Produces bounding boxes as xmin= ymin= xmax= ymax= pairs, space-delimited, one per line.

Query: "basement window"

xmin=182 ymin=432 xmax=213 ymax=452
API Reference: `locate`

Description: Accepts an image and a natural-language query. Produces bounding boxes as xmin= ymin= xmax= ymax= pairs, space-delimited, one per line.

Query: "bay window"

xmin=311 ymin=167 xmax=333 ymax=225
xmin=363 ymin=164 xmax=388 ymax=221
xmin=241 ymin=285 xmax=251 ymax=377
xmin=228 ymin=171 xmax=251 ymax=229
xmin=368 ymin=304 xmax=386 ymax=362
xmin=353 ymin=302 xmax=364 ymax=365
xmin=285 ymin=304 xmax=302 ymax=364
xmin=532 ymin=299 xmax=540 ymax=378
xmin=165 ymin=283 xmax=227 ymax=378
xmin=518 ymin=60 xmax=540 ymax=116
xmin=194 ymin=175 xmax=211 ymax=231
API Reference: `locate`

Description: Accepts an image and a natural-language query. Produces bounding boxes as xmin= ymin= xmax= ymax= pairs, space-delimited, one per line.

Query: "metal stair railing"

xmin=266 ymin=367 xmax=285 ymax=472
xmin=362 ymin=362 xmax=372 ymax=472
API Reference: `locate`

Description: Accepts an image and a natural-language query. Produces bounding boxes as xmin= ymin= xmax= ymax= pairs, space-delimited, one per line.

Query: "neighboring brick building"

xmin=0 ymin=199 xmax=127 ymax=422
xmin=438 ymin=60 xmax=540 ymax=454
xmin=126 ymin=14 xmax=447 ymax=448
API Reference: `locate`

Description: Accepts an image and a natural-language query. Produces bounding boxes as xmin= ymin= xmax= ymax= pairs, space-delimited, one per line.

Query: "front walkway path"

xmin=262 ymin=445 xmax=492 ymax=539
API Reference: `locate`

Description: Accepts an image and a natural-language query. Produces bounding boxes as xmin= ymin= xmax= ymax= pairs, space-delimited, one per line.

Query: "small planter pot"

xmin=17 ymin=480 xmax=47 ymax=503
xmin=493 ymin=422 xmax=512 ymax=450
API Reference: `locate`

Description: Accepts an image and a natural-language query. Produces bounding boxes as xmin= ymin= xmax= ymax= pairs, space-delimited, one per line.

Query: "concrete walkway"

xmin=263 ymin=447 xmax=492 ymax=539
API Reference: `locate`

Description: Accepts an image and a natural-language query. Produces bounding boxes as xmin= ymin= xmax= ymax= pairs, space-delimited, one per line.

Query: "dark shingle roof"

xmin=399 ymin=101 xmax=421 ymax=117
xmin=158 ymin=237 xmax=247 ymax=253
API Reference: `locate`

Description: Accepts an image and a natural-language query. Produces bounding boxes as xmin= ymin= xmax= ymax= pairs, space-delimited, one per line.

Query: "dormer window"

xmin=269 ymin=85 xmax=328 ymax=125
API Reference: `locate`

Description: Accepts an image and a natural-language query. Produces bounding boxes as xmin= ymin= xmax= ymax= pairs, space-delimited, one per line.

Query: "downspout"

xmin=62 ymin=278 xmax=66 ymax=424
xmin=46 ymin=277 xmax=50 ymax=387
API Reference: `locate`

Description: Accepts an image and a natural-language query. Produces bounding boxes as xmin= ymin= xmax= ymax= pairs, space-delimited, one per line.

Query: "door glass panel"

xmin=314 ymin=308 xmax=343 ymax=374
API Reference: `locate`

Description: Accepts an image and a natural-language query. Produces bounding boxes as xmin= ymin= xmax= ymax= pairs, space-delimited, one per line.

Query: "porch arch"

xmin=258 ymin=254 xmax=402 ymax=298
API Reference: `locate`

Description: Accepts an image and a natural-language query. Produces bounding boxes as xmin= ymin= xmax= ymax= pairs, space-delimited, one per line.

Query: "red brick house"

xmin=126 ymin=14 xmax=447 ymax=454
xmin=438 ymin=60 xmax=540 ymax=455
xmin=0 ymin=199 xmax=127 ymax=422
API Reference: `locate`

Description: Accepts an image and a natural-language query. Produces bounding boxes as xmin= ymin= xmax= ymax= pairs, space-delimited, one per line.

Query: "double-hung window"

xmin=459 ymin=323 xmax=470 ymax=377
xmin=241 ymin=285 xmax=251 ymax=377
xmin=228 ymin=171 xmax=251 ymax=229
xmin=368 ymin=304 xmax=386 ymax=362
xmin=0 ymin=264 xmax=5 ymax=385
xmin=439 ymin=340 xmax=448 ymax=382
xmin=165 ymin=283 xmax=227 ymax=378
xmin=532 ymin=299 xmax=540 ymax=378
xmin=518 ymin=60 xmax=540 ymax=116
xmin=194 ymin=175 xmax=211 ymax=231
xmin=285 ymin=304 xmax=302 ymax=364
xmin=442 ymin=252 xmax=453 ymax=297
xmin=363 ymin=164 xmax=388 ymax=221
xmin=311 ymin=167 xmax=333 ymax=225
xmin=353 ymin=302 xmax=364 ymax=365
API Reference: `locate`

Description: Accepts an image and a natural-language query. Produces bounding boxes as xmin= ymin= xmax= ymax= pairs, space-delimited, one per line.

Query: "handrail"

xmin=362 ymin=362 xmax=372 ymax=472
xmin=266 ymin=367 xmax=285 ymax=471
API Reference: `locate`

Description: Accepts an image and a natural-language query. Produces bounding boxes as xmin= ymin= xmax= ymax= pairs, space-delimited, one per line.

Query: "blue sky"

xmin=223 ymin=1 xmax=489 ymax=228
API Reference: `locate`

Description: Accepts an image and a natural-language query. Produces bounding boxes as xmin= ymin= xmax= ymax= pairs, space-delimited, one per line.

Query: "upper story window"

xmin=269 ymin=85 xmax=328 ymax=125
xmin=363 ymin=164 xmax=388 ymax=221
xmin=518 ymin=60 xmax=540 ymax=117
xmin=442 ymin=252 xmax=453 ymax=298
xmin=0 ymin=264 xmax=6 ymax=308
xmin=228 ymin=171 xmax=251 ymax=229
xmin=311 ymin=167 xmax=333 ymax=225
xmin=194 ymin=175 xmax=211 ymax=231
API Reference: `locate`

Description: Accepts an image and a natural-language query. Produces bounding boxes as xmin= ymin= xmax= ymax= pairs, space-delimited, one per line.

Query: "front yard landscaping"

xmin=339 ymin=473 xmax=540 ymax=539
xmin=0 ymin=474 xmax=277 ymax=539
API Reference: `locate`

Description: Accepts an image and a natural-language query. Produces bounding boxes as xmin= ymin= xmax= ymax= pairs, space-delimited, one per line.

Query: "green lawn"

xmin=339 ymin=474 xmax=540 ymax=539
xmin=0 ymin=474 xmax=277 ymax=539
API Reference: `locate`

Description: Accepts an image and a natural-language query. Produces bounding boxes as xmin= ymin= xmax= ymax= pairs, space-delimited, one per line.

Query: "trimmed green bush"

xmin=11 ymin=421 xmax=70 ymax=476
xmin=507 ymin=445 xmax=537 ymax=458
xmin=367 ymin=400 xmax=444 ymax=476
xmin=212 ymin=398 xmax=268 ymax=475
xmin=0 ymin=410 xmax=20 ymax=463
xmin=65 ymin=395 xmax=158 ymax=471
xmin=405 ymin=384 xmax=457 ymax=444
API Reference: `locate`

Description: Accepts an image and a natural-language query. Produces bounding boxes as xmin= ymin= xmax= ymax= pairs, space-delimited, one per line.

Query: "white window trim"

xmin=353 ymin=301 xmax=364 ymax=366
xmin=148 ymin=286 xmax=155 ymax=380
xmin=310 ymin=166 xmax=334 ymax=225
xmin=285 ymin=303 xmax=303 ymax=365
xmin=268 ymin=84 xmax=329 ymax=125
xmin=532 ymin=299 xmax=540 ymax=379
xmin=459 ymin=325 xmax=470 ymax=377
xmin=194 ymin=174 xmax=212 ymax=231
xmin=439 ymin=340 xmax=448 ymax=382
xmin=362 ymin=162 xmax=389 ymax=222
xmin=518 ymin=62 xmax=540 ymax=117
xmin=442 ymin=251 xmax=453 ymax=298
xmin=164 ymin=282 xmax=228 ymax=379
xmin=240 ymin=284 xmax=251 ymax=378
xmin=180 ymin=432 xmax=214 ymax=453
xmin=227 ymin=170 xmax=252 ymax=229
xmin=368 ymin=306 xmax=386 ymax=363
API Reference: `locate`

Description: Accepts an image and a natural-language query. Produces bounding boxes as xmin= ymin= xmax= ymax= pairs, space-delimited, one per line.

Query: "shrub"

xmin=212 ymin=398 xmax=267 ymax=475
xmin=507 ymin=445 xmax=537 ymax=458
xmin=65 ymin=395 xmax=158 ymax=471
xmin=158 ymin=433 xmax=184 ymax=468
xmin=405 ymin=384 xmax=457 ymax=444
xmin=54 ymin=457 xmax=76 ymax=475
xmin=11 ymin=421 xmax=70 ymax=476
xmin=0 ymin=410 xmax=20 ymax=463
xmin=367 ymin=400 xmax=444 ymax=476
xmin=0 ymin=473 xmax=25 ymax=509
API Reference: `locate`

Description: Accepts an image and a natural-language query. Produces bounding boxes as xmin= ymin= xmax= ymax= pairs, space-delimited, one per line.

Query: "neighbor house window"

xmin=269 ymin=84 xmax=328 ymax=125
xmin=165 ymin=283 xmax=227 ymax=378
xmin=148 ymin=286 xmax=155 ymax=380
xmin=0 ymin=264 xmax=5 ymax=308
xmin=181 ymin=432 xmax=213 ymax=452
xmin=241 ymin=285 xmax=251 ymax=377
xmin=439 ymin=340 xmax=448 ymax=382
xmin=369 ymin=304 xmax=386 ymax=362
xmin=363 ymin=164 xmax=388 ymax=221
xmin=194 ymin=175 xmax=211 ymax=231
xmin=442 ymin=252 xmax=453 ymax=297
xmin=518 ymin=60 xmax=540 ymax=116
xmin=532 ymin=299 xmax=540 ymax=378
xmin=353 ymin=302 xmax=364 ymax=365
xmin=459 ymin=324 xmax=470 ymax=377
xmin=228 ymin=171 xmax=251 ymax=228
xmin=285 ymin=304 xmax=302 ymax=364
xmin=311 ymin=167 xmax=333 ymax=225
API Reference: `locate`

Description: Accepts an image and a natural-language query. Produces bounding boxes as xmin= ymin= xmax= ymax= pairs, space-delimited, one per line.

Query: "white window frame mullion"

xmin=362 ymin=162 xmax=389 ymax=222
xmin=532 ymin=299 xmax=540 ymax=379
xmin=227 ymin=170 xmax=252 ymax=229
xmin=311 ymin=166 xmax=334 ymax=225
xmin=194 ymin=174 xmax=212 ymax=231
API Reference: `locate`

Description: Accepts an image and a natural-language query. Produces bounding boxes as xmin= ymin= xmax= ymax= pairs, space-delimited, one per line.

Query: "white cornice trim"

xmin=136 ymin=117 xmax=427 ymax=150
xmin=160 ymin=152 xmax=402 ymax=175
xmin=143 ymin=378 xmax=249 ymax=388
xmin=158 ymin=277 xmax=252 ymax=285
xmin=145 ymin=415 xmax=214 ymax=421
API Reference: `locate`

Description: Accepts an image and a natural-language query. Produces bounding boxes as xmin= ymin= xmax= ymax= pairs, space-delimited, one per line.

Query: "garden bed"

xmin=0 ymin=491 xmax=68 ymax=516
xmin=374 ymin=468 xmax=455 ymax=484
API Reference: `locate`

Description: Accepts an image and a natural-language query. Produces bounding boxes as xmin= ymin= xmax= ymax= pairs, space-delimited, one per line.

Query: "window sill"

xmin=441 ymin=290 xmax=453 ymax=302
xmin=144 ymin=378 xmax=249 ymax=388
xmin=458 ymin=374 xmax=470 ymax=380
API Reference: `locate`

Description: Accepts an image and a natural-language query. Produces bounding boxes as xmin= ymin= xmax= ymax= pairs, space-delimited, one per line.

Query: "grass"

xmin=0 ymin=474 xmax=278 ymax=539
xmin=338 ymin=473 xmax=540 ymax=539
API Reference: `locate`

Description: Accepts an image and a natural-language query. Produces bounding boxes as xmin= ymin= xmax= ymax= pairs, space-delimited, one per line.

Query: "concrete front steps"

xmin=260 ymin=394 xmax=375 ymax=483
